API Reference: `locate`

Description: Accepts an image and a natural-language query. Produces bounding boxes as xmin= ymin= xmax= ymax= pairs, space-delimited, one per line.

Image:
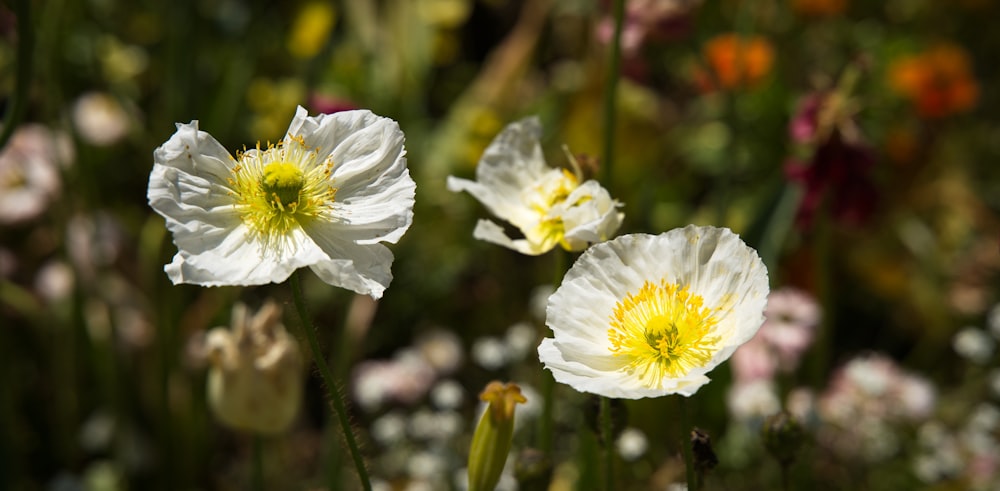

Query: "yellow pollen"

xmin=531 ymin=169 xmax=580 ymax=211
xmin=524 ymin=169 xmax=589 ymax=250
xmin=227 ymin=138 xmax=337 ymax=255
xmin=608 ymin=281 xmax=722 ymax=388
xmin=262 ymin=162 xmax=304 ymax=208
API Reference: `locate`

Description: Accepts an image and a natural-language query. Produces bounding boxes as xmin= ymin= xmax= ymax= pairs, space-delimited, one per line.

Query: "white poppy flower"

xmin=538 ymin=226 xmax=769 ymax=399
xmin=148 ymin=106 xmax=415 ymax=298
xmin=446 ymin=117 xmax=623 ymax=255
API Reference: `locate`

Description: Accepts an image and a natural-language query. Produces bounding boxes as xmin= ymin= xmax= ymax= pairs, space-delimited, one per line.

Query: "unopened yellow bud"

xmin=468 ymin=381 xmax=527 ymax=491
xmin=205 ymin=300 xmax=303 ymax=434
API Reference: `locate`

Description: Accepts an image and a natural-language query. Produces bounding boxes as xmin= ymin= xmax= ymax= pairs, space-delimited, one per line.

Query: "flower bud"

xmin=205 ymin=300 xmax=303 ymax=434
xmin=762 ymin=411 xmax=806 ymax=467
xmin=468 ymin=381 xmax=527 ymax=491
xmin=691 ymin=428 xmax=719 ymax=473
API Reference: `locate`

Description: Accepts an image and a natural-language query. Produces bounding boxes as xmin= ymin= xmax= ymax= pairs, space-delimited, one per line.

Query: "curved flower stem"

xmin=252 ymin=434 xmax=264 ymax=491
xmin=0 ymin=0 xmax=34 ymax=152
xmin=600 ymin=0 xmax=626 ymax=191
xmin=289 ymin=272 xmax=372 ymax=491
xmin=600 ymin=396 xmax=615 ymax=491
xmin=678 ymin=397 xmax=697 ymax=490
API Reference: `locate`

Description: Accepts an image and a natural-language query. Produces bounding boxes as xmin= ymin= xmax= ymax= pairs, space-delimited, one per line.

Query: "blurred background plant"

xmin=2 ymin=0 xmax=1000 ymax=490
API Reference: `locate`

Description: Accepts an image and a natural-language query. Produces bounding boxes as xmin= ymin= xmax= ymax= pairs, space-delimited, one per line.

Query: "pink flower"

xmin=759 ymin=288 xmax=821 ymax=372
xmin=785 ymin=90 xmax=878 ymax=229
xmin=730 ymin=287 xmax=820 ymax=381
xmin=816 ymin=353 xmax=937 ymax=461
xmin=785 ymin=134 xmax=877 ymax=229
xmin=730 ymin=335 xmax=778 ymax=382
xmin=594 ymin=0 xmax=699 ymax=80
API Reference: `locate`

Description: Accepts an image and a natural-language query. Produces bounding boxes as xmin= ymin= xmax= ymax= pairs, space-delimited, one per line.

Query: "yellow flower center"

xmin=262 ymin=162 xmax=305 ymax=208
xmin=608 ymin=281 xmax=721 ymax=387
xmin=525 ymin=169 xmax=591 ymax=251
xmin=228 ymin=136 xmax=337 ymax=255
xmin=530 ymin=169 xmax=580 ymax=211
xmin=0 ymin=167 xmax=27 ymax=189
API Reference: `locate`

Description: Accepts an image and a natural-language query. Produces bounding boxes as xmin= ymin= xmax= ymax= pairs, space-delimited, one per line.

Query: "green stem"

xmin=326 ymin=294 xmax=354 ymax=491
xmin=600 ymin=396 xmax=614 ymax=491
xmin=539 ymin=250 xmax=567 ymax=455
xmin=0 ymin=0 xmax=34 ymax=152
xmin=539 ymin=371 xmax=555 ymax=455
xmin=157 ymin=290 xmax=177 ymax=489
xmin=600 ymin=0 xmax=626 ymax=190
xmin=252 ymin=435 xmax=264 ymax=491
xmin=289 ymin=272 xmax=371 ymax=491
xmin=678 ymin=397 xmax=696 ymax=491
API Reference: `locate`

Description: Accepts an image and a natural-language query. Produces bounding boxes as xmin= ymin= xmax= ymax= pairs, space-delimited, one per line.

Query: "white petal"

xmin=287 ymin=107 xmax=404 ymax=185
xmin=330 ymin=173 xmax=415 ymax=245
xmin=561 ymin=182 xmax=624 ymax=246
xmin=328 ymin=116 xmax=406 ymax=191
xmin=332 ymin=156 xmax=415 ymax=245
xmin=286 ymin=107 xmax=383 ymax=158
xmin=538 ymin=339 xmax=711 ymax=399
xmin=447 ymin=117 xmax=548 ymax=224
xmin=669 ymin=226 xmax=770 ymax=346
xmin=303 ymin=221 xmax=395 ymax=298
xmin=471 ymin=219 xmax=547 ymax=256
xmin=151 ymin=120 xmax=234 ymax=184
xmin=287 ymin=108 xmax=416 ymax=245
xmin=165 ymin=225 xmax=325 ymax=286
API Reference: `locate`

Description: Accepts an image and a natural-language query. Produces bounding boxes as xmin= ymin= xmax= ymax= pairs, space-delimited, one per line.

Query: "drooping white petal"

xmin=472 ymin=219 xmax=548 ymax=256
xmin=459 ymin=117 xmax=548 ymax=221
xmin=304 ymin=222 xmax=395 ymax=298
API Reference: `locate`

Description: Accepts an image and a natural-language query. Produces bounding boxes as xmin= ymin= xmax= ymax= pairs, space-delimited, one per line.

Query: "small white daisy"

xmin=148 ymin=106 xmax=415 ymax=298
xmin=447 ymin=117 xmax=623 ymax=255
xmin=538 ymin=225 xmax=769 ymax=399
